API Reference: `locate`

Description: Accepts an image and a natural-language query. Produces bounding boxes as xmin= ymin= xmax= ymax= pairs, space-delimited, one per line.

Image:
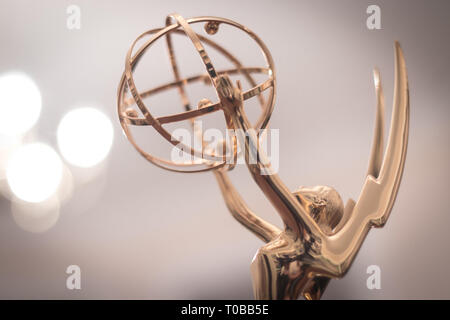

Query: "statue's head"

xmin=293 ymin=186 xmax=344 ymax=234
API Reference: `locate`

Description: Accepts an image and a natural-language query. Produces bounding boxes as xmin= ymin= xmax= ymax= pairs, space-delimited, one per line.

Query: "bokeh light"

xmin=57 ymin=107 xmax=114 ymax=167
xmin=0 ymin=134 xmax=22 ymax=180
xmin=11 ymin=196 xmax=60 ymax=233
xmin=6 ymin=143 xmax=63 ymax=203
xmin=0 ymin=72 xmax=42 ymax=136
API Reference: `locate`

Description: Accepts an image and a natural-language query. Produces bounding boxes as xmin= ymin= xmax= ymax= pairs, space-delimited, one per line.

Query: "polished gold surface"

xmin=118 ymin=14 xmax=409 ymax=300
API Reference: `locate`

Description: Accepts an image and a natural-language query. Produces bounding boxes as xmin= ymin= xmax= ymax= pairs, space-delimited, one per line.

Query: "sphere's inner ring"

xmin=120 ymin=67 xmax=273 ymax=126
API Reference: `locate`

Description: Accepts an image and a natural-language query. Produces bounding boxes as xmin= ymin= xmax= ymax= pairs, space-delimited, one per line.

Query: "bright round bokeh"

xmin=0 ymin=72 xmax=42 ymax=136
xmin=12 ymin=197 xmax=61 ymax=233
xmin=6 ymin=143 xmax=63 ymax=203
xmin=57 ymin=107 xmax=114 ymax=168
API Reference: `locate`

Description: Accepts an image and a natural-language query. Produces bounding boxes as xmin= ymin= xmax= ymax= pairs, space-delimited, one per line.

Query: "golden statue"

xmin=117 ymin=14 xmax=409 ymax=300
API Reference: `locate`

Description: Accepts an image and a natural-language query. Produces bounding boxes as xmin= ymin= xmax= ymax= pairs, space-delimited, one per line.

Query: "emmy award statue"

xmin=117 ymin=14 xmax=409 ymax=300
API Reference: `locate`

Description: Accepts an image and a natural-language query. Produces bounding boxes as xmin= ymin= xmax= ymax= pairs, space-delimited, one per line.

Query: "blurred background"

xmin=0 ymin=0 xmax=449 ymax=299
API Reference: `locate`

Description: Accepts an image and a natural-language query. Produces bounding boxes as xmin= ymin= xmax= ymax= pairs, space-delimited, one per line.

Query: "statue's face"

xmin=293 ymin=185 xmax=344 ymax=234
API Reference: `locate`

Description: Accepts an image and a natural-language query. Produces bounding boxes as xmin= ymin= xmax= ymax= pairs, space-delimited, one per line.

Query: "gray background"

xmin=0 ymin=0 xmax=449 ymax=299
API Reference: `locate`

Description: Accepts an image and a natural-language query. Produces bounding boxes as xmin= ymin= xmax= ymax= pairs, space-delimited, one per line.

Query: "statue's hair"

xmin=293 ymin=185 xmax=344 ymax=234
